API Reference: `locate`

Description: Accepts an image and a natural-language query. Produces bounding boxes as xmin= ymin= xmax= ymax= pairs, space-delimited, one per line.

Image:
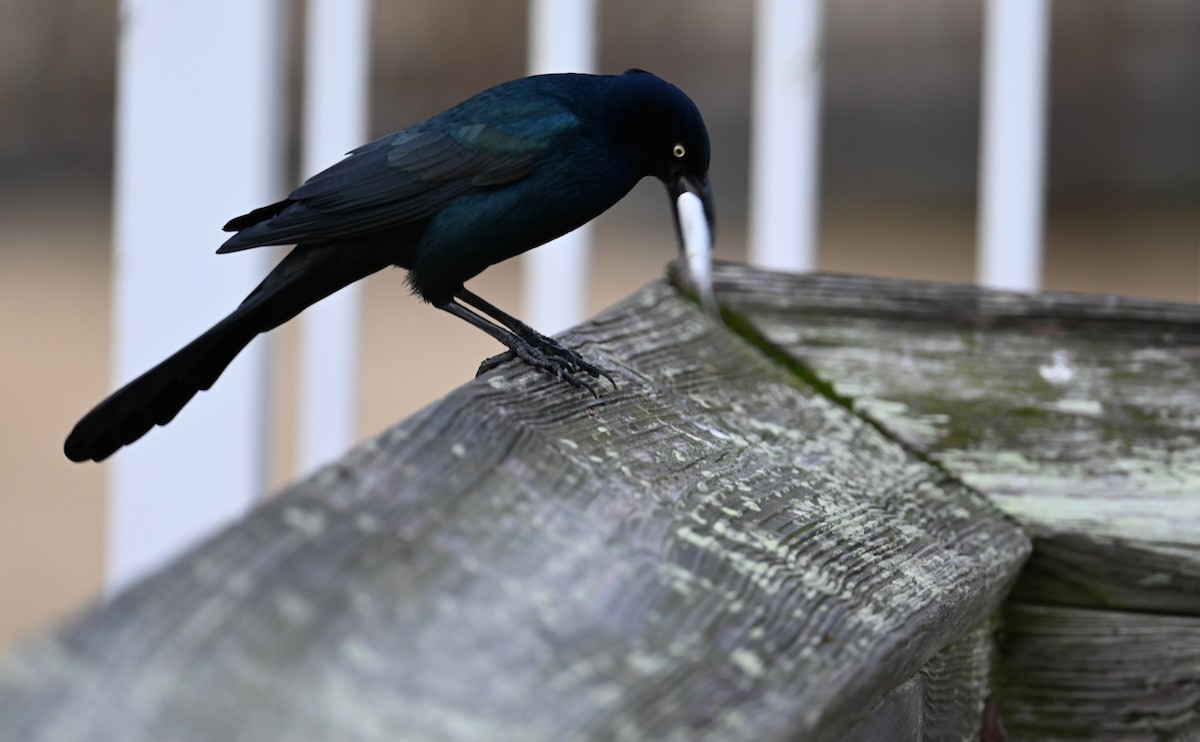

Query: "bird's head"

xmin=608 ymin=70 xmax=717 ymax=314
xmin=609 ymin=70 xmax=713 ymax=227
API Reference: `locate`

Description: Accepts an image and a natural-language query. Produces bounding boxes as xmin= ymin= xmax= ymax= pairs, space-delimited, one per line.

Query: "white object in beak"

xmin=676 ymin=191 xmax=719 ymax=318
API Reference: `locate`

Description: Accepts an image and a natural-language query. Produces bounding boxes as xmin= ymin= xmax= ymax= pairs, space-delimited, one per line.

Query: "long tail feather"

xmin=64 ymin=244 xmax=387 ymax=462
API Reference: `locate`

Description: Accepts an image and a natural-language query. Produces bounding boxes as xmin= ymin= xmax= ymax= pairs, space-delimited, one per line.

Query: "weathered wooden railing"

xmin=2 ymin=263 xmax=1196 ymax=740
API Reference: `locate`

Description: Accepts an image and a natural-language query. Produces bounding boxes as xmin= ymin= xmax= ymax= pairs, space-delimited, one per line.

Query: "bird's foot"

xmin=476 ymin=335 xmax=616 ymax=396
xmin=523 ymin=330 xmax=617 ymax=388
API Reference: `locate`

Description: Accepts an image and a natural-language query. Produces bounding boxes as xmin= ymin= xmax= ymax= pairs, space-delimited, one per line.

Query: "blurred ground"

xmin=1 ymin=0 xmax=1197 ymax=650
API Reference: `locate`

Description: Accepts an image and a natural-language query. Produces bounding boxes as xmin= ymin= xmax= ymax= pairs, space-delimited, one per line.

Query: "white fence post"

xmin=297 ymin=0 xmax=372 ymax=474
xmin=978 ymin=0 xmax=1051 ymax=291
xmin=109 ymin=0 xmax=288 ymax=592
xmin=523 ymin=0 xmax=597 ymax=335
xmin=749 ymin=0 xmax=825 ymax=272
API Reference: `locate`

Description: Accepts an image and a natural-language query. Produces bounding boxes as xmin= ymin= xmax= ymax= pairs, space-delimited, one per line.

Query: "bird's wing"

xmin=219 ymin=104 xmax=580 ymax=252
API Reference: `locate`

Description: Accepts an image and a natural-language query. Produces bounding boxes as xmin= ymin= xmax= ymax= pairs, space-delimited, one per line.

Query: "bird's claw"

xmin=527 ymin=332 xmax=616 ymax=387
xmin=475 ymin=335 xmax=616 ymax=397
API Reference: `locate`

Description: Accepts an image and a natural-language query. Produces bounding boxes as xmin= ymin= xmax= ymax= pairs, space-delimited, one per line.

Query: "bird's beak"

xmin=668 ymin=173 xmax=719 ymax=317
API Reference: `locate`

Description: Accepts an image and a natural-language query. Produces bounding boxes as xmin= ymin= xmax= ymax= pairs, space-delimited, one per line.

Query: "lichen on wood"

xmin=0 ymin=279 xmax=1028 ymax=742
xmin=699 ymin=263 xmax=1200 ymax=738
xmin=708 ymin=264 xmax=1200 ymax=615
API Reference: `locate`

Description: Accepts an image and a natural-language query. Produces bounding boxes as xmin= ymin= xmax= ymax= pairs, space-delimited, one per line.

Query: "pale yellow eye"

xmin=672 ymin=144 xmax=686 ymax=159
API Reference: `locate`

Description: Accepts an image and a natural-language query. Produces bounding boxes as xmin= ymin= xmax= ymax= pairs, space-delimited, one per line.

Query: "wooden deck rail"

xmin=2 ymin=264 xmax=1197 ymax=740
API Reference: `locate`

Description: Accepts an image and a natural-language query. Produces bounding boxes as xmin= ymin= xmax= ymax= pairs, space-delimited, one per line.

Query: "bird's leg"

xmin=455 ymin=288 xmax=616 ymax=388
xmin=439 ymin=300 xmax=604 ymax=397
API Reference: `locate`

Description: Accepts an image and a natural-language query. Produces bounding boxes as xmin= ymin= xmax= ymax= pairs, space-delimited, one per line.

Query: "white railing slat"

xmin=109 ymin=0 xmax=288 ymax=592
xmin=749 ymin=0 xmax=825 ymax=272
xmin=978 ymin=0 xmax=1051 ymax=291
xmin=297 ymin=0 xmax=372 ymax=475
xmin=523 ymin=0 xmax=597 ymax=335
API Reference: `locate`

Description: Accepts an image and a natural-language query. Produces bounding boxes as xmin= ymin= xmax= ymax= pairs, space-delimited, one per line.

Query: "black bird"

xmin=64 ymin=70 xmax=714 ymax=463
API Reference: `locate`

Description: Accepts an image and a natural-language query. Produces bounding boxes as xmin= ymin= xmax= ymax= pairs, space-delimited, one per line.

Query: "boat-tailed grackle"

xmin=64 ymin=70 xmax=714 ymax=463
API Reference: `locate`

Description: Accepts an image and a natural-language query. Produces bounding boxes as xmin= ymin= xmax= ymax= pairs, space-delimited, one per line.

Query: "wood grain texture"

xmin=1001 ymin=602 xmax=1200 ymax=740
xmin=842 ymin=616 xmax=1000 ymax=741
xmin=0 ymin=281 xmax=1028 ymax=741
xmin=707 ymin=264 xmax=1200 ymax=615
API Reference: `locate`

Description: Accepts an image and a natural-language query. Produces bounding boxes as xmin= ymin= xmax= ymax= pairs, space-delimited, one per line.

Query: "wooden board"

xmin=842 ymin=616 xmax=1000 ymax=741
xmin=0 ymin=281 xmax=1028 ymax=741
xmin=1001 ymin=602 xmax=1200 ymax=740
xmin=706 ymin=264 xmax=1200 ymax=615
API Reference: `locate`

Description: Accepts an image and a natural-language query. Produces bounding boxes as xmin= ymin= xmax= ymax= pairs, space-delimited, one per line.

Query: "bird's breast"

xmin=406 ymin=163 xmax=637 ymax=303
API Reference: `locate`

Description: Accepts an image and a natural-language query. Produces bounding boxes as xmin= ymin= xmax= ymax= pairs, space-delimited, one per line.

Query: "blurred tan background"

xmin=1 ymin=0 xmax=1197 ymax=650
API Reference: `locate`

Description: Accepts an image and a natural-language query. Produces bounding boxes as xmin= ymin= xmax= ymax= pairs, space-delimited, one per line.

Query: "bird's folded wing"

xmin=219 ymin=109 xmax=580 ymax=252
